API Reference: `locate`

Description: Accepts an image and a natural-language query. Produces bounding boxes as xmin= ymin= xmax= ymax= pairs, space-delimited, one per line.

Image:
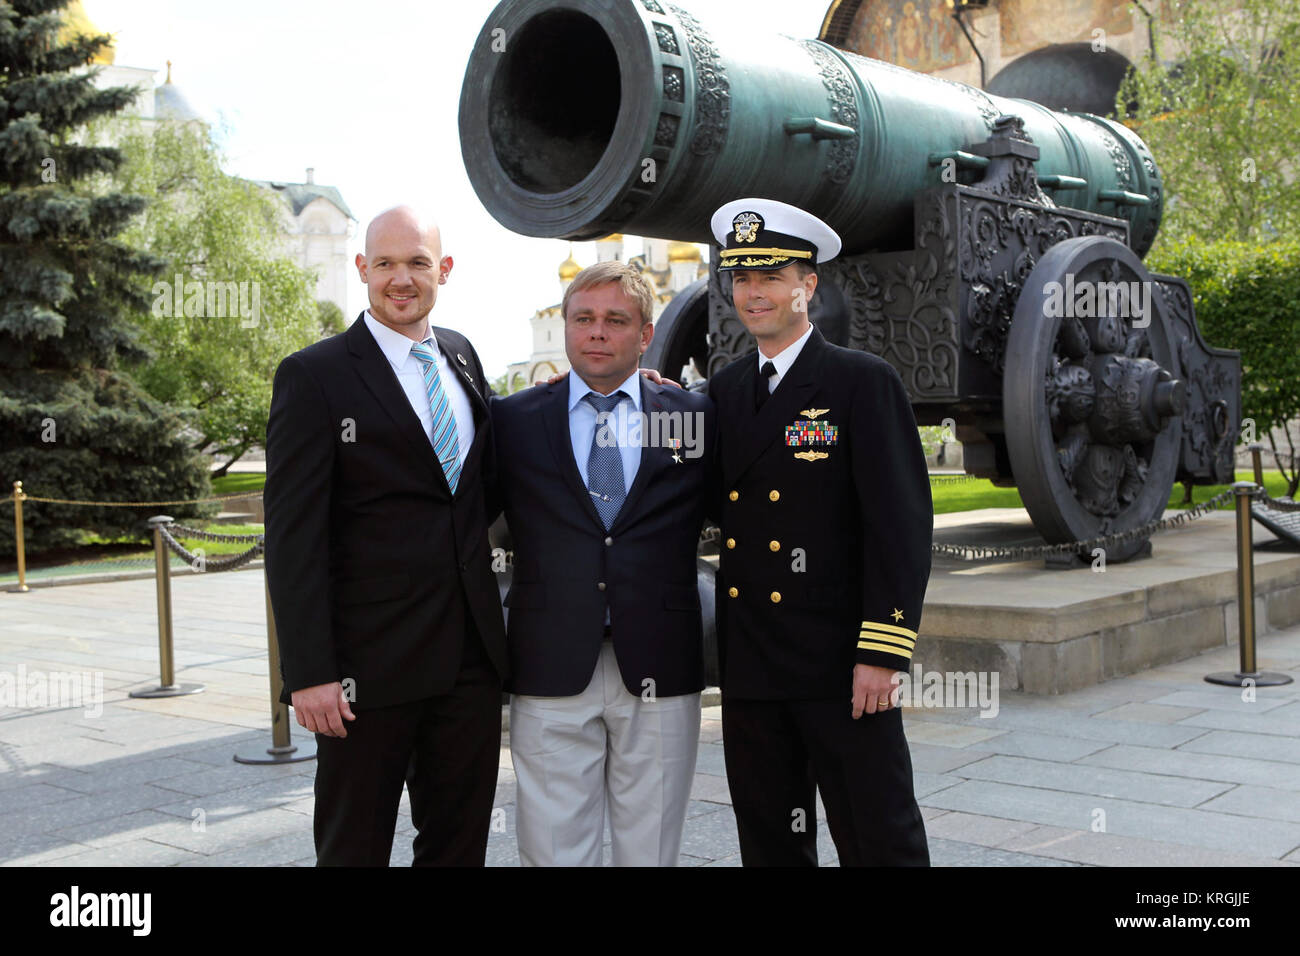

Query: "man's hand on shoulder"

xmin=851 ymin=663 xmax=902 ymax=719
xmin=291 ymin=682 xmax=356 ymax=737
xmin=540 ymin=368 xmax=682 ymax=388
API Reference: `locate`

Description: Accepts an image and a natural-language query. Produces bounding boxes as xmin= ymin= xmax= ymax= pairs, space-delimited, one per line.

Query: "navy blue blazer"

xmin=491 ymin=376 xmax=715 ymax=698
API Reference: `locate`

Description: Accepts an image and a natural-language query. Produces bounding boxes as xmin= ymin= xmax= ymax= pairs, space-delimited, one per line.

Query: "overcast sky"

xmin=85 ymin=0 xmax=830 ymax=377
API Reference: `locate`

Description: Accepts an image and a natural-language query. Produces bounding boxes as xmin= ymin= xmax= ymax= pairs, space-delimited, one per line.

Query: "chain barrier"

xmin=158 ymin=524 xmax=264 ymax=573
xmin=13 ymin=472 xmax=1295 ymax=577
xmin=18 ymin=491 xmax=257 ymax=507
xmin=1257 ymin=490 xmax=1300 ymax=513
xmin=169 ymin=523 xmax=264 ymax=543
xmin=933 ymin=488 xmax=1238 ymax=562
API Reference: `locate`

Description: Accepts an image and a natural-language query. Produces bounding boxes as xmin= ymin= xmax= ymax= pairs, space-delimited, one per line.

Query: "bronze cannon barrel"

xmin=459 ymin=0 xmax=1164 ymax=256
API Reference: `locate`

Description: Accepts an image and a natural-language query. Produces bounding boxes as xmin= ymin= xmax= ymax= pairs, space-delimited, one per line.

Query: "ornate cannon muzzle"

xmin=459 ymin=0 xmax=1164 ymax=256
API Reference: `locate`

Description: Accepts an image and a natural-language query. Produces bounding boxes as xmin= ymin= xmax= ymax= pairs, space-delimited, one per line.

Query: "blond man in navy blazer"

xmin=492 ymin=261 xmax=714 ymax=866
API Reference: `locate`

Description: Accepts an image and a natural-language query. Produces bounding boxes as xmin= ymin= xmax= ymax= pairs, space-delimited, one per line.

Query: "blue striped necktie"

xmin=585 ymin=391 xmax=628 ymax=529
xmin=409 ymin=339 xmax=462 ymax=493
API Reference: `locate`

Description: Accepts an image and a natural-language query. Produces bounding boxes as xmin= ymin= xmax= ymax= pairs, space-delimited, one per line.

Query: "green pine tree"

xmin=0 ymin=0 xmax=209 ymax=554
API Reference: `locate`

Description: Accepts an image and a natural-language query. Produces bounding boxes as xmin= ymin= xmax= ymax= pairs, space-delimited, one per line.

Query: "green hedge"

xmin=1148 ymin=239 xmax=1300 ymax=486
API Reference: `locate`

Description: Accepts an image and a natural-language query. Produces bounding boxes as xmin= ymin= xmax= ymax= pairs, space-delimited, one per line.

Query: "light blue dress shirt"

xmin=567 ymin=369 xmax=644 ymax=492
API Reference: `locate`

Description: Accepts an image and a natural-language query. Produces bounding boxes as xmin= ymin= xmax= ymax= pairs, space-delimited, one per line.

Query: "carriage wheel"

xmin=1004 ymin=236 xmax=1186 ymax=562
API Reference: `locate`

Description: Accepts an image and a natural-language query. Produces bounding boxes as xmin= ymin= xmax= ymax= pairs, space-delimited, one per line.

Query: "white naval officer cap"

xmin=710 ymin=197 xmax=842 ymax=272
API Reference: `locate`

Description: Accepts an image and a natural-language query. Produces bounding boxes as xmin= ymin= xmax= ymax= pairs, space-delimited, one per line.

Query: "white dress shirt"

xmin=363 ymin=311 xmax=475 ymax=466
xmin=758 ymin=322 xmax=814 ymax=395
xmin=567 ymin=368 xmax=643 ymax=492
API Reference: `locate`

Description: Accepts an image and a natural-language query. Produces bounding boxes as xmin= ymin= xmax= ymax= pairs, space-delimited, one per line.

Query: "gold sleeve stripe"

xmin=859 ymin=626 xmax=916 ymax=647
xmin=860 ymin=620 xmax=919 ymax=641
xmin=858 ymin=640 xmax=915 ymax=660
xmin=857 ymin=631 xmax=914 ymax=651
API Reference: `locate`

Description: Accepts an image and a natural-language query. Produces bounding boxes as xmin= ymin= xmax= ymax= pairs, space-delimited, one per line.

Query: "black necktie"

xmin=755 ymin=360 xmax=777 ymax=410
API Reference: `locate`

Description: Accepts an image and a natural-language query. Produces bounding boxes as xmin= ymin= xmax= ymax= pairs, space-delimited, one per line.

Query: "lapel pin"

xmin=456 ymin=353 xmax=468 ymax=366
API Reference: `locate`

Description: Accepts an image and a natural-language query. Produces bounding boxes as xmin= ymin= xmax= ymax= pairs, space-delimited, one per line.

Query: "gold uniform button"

xmin=768 ymin=540 xmax=780 ymax=552
xmin=726 ymin=538 xmax=736 ymax=549
xmin=728 ymin=587 xmax=739 ymax=598
xmin=769 ymin=490 xmax=780 ymax=502
xmin=729 ymin=490 xmax=739 ymax=501
xmin=770 ymin=591 xmax=782 ymax=604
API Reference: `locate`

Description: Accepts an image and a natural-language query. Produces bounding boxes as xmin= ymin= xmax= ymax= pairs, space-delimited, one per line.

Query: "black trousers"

xmin=721 ymin=696 xmax=930 ymax=867
xmin=312 ymin=625 xmax=501 ymax=866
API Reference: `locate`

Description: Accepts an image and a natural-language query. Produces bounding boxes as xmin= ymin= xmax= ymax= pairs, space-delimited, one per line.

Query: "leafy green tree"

xmin=0 ymin=0 xmax=209 ymax=553
xmin=111 ymin=121 xmax=322 ymax=478
xmin=317 ymin=299 xmax=345 ymax=337
xmin=1121 ymin=0 xmax=1300 ymax=248
xmin=1122 ymin=2 xmax=1300 ymax=499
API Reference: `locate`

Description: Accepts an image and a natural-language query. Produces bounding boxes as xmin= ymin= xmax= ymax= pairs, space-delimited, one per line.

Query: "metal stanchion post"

xmin=11 ymin=481 xmax=28 ymax=593
xmin=130 ymin=515 xmax=205 ymax=698
xmin=1249 ymin=444 xmax=1264 ymax=488
xmin=235 ymin=564 xmax=316 ymax=764
xmin=1206 ymin=483 xmax=1294 ymax=688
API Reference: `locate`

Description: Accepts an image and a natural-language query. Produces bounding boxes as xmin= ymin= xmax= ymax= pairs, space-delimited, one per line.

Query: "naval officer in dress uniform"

xmin=706 ymin=197 xmax=933 ymax=866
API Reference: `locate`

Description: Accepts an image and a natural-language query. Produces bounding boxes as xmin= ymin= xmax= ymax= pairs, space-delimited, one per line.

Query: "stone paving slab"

xmin=1178 ymin=730 xmax=1300 ymax=764
xmin=955 ymin=754 xmax=1236 ymax=807
xmin=998 ymin=825 xmax=1297 ymax=868
xmin=921 ymin=810 xmax=1042 ymax=847
xmin=1146 ymin=689 xmax=1296 ymax=712
xmin=960 ymin=730 xmax=1114 ymax=762
xmin=1091 ymin=702 xmax=1207 ymax=724
xmin=1195 ymin=784 xmax=1300 ymax=823
xmin=922 ymin=779 xmax=1300 ymax=858
xmin=1079 ymin=743 xmax=1300 ymax=790
xmin=1174 ymin=701 xmax=1300 ymax=736
xmin=2 ymin=567 xmax=1299 ymax=866
xmin=179 ymin=830 xmax=318 ymax=867
xmin=46 ymin=839 xmax=206 ymax=867
xmin=928 ymin=838 xmax=1080 ymax=866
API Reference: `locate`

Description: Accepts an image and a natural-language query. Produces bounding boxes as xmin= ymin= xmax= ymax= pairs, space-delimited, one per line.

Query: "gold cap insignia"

xmin=732 ymin=212 xmax=762 ymax=244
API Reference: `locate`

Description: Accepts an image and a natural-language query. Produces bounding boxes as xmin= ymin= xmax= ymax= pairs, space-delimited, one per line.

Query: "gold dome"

xmin=61 ymin=0 xmax=115 ymax=64
xmin=596 ymin=233 xmax=624 ymax=242
xmin=558 ymin=245 xmax=581 ymax=281
xmin=667 ymin=240 xmax=701 ymax=263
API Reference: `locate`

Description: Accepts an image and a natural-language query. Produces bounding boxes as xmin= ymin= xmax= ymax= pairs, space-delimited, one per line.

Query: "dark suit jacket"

xmin=264 ymin=314 xmax=508 ymax=710
xmin=707 ymin=325 xmax=933 ymax=700
xmin=492 ymin=376 xmax=714 ymax=698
